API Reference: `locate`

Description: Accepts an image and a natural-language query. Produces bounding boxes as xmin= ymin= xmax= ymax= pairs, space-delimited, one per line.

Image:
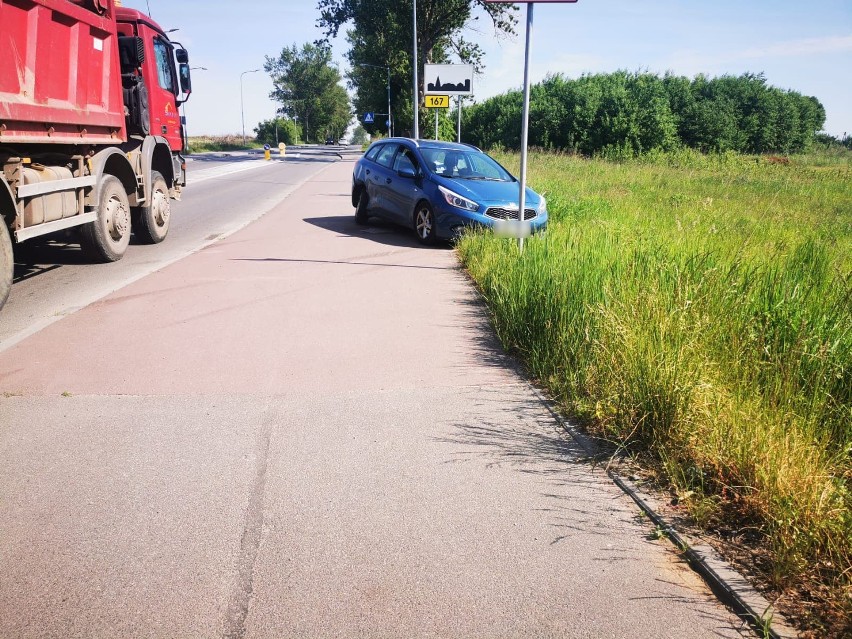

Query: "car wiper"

xmin=464 ymin=176 xmax=505 ymax=181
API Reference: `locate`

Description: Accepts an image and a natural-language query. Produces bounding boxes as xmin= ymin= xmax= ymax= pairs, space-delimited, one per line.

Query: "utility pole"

xmin=240 ymin=68 xmax=261 ymax=146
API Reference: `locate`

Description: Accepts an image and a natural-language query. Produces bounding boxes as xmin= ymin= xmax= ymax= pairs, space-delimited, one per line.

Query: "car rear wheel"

xmin=414 ymin=201 xmax=436 ymax=245
xmin=355 ymin=189 xmax=369 ymax=225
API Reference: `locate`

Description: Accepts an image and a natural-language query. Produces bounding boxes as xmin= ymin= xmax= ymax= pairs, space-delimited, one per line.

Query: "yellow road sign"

xmin=425 ymin=95 xmax=450 ymax=109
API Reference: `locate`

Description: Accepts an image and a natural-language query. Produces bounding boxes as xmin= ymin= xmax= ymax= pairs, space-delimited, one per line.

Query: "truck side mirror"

xmin=179 ymin=63 xmax=192 ymax=95
xmin=176 ymin=48 xmax=189 ymax=64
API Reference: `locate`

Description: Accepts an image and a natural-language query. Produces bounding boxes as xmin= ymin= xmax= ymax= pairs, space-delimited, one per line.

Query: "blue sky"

xmin=123 ymin=0 xmax=852 ymax=139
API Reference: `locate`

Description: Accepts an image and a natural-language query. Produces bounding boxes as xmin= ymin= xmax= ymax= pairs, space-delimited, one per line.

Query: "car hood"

xmin=433 ymin=175 xmax=541 ymax=208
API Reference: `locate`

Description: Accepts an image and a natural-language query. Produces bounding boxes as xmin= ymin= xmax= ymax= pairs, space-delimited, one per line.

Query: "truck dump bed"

xmin=0 ymin=0 xmax=126 ymax=145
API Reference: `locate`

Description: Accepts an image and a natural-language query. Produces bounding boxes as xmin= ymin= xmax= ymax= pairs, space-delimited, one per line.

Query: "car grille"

xmin=484 ymin=207 xmax=537 ymax=221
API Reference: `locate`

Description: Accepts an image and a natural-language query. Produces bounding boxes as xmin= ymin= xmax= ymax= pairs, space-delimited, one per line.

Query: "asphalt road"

xmin=0 ymin=152 xmax=751 ymax=638
xmin=0 ymin=147 xmax=345 ymax=349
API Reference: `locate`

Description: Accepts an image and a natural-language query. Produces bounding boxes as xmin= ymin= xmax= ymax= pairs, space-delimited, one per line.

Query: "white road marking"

xmin=187 ymin=159 xmax=271 ymax=184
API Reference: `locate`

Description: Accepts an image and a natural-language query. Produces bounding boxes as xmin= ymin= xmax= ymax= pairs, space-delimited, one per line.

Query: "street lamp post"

xmin=357 ymin=63 xmax=392 ymax=137
xmin=240 ymin=68 xmax=261 ymax=147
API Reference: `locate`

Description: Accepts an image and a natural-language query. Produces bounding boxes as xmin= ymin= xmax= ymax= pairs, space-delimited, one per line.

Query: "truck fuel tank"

xmin=21 ymin=166 xmax=78 ymax=226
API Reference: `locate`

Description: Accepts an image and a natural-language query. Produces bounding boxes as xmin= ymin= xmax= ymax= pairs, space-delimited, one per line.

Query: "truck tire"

xmin=80 ymin=175 xmax=131 ymax=262
xmin=0 ymin=221 xmax=13 ymax=311
xmin=132 ymin=171 xmax=170 ymax=244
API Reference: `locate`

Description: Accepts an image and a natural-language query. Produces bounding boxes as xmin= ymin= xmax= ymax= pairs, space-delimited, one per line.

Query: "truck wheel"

xmin=0 ymin=221 xmax=13 ymax=311
xmin=80 ymin=175 xmax=131 ymax=262
xmin=132 ymin=171 xmax=170 ymax=244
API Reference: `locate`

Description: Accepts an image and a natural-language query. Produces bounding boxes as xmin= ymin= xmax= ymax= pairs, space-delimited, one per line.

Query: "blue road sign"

xmin=364 ymin=112 xmax=375 ymax=123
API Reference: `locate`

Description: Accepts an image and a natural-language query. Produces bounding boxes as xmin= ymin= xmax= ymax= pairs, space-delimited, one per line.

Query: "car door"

xmin=366 ymin=143 xmax=399 ymax=219
xmin=385 ymin=147 xmax=423 ymax=224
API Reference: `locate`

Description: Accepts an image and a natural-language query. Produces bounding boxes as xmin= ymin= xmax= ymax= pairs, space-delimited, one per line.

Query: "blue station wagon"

xmin=351 ymin=138 xmax=548 ymax=244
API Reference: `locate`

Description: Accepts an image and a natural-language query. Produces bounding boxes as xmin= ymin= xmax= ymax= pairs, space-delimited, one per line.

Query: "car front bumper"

xmin=434 ymin=206 xmax=548 ymax=240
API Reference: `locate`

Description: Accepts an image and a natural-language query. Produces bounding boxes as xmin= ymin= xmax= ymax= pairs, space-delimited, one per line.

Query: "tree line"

xmin=262 ymin=43 xmax=351 ymax=145
xmin=257 ymin=2 xmax=516 ymax=145
xmin=316 ymin=0 xmax=517 ymax=138
xmin=263 ymin=2 xmax=833 ymax=153
xmin=463 ymin=71 xmax=826 ymax=156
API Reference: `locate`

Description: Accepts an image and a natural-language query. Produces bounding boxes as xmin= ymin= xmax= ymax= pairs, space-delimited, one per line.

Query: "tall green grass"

xmin=457 ymin=148 xmax=851 ymax=624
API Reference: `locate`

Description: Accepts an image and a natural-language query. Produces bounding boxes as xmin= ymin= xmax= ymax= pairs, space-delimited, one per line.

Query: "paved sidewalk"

xmin=0 ymin=159 xmax=749 ymax=637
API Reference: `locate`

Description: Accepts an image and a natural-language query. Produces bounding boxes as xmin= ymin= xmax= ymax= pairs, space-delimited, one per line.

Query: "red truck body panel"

xmin=0 ymin=0 xmax=126 ymax=145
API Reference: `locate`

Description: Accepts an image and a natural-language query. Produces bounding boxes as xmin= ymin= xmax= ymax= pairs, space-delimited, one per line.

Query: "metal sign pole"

xmin=435 ymin=110 xmax=439 ymax=140
xmin=457 ymin=96 xmax=462 ymax=143
xmin=387 ymin=66 xmax=392 ymax=137
xmin=412 ymin=0 xmax=419 ymax=139
xmin=517 ymin=3 xmax=535 ymax=252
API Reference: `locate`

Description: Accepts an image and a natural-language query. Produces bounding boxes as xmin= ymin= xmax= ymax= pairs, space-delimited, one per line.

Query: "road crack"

xmin=223 ymin=422 xmax=272 ymax=638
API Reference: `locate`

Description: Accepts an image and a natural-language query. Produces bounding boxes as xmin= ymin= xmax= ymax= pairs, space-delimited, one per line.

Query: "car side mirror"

xmin=398 ymin=167 xmax=417 ymax=179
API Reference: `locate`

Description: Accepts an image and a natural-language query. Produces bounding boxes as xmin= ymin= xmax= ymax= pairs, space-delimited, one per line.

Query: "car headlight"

xmin=439 ymin=185 xmax=479 ymax=212
xmin=537 ymin=195 xmax=547 ymax=214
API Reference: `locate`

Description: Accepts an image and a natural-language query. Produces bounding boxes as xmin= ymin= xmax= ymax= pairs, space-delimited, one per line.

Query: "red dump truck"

xmin=0 ymin=0 xmax=192 ymax=310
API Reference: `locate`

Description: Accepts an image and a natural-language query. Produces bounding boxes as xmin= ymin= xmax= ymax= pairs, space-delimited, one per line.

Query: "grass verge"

xmin=186 ymin=135 xmax=262 ymax=154
xmin=456 ymin=147 xmax=851 ymax=637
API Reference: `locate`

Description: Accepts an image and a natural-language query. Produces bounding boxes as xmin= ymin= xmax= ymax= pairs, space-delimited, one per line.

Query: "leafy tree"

xmin=349 ymin=123 xmax=371 ymax=145
xmin=264 ymin=43 xmax=351 ymax=143
xmin=316 ymin=0 xmax=517 ymax=136
xmin=254 ymin=117 xmax=301 ymax=146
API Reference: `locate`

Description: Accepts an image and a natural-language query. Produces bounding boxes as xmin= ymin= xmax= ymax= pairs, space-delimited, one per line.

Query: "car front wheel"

xmin=355 ymin=189 xmax=369 ymax=225
xmin=414 ymin=201 xmax=436 ymax=245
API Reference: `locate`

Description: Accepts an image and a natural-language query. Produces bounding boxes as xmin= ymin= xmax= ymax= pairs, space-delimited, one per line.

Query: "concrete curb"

xmin=527 ymin=386 xmax=799 ymax=639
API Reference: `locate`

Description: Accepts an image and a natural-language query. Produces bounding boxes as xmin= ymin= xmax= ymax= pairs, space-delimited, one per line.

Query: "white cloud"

xmin=670 ymin=34 xmax=852 ymax=75
xmin=740 ymin=34 xmax=852 ymax=59
xmin=475 ymin=38 xmax=606 ymax=101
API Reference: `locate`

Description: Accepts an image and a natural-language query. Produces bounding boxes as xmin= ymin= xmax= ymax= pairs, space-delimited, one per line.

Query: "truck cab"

xmin=115 ymin=7 xmax=189 ymax=154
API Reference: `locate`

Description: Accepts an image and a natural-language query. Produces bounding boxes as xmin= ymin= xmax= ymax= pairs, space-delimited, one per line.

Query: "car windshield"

xmin=420 ymin=148 xmax=513 ymax=182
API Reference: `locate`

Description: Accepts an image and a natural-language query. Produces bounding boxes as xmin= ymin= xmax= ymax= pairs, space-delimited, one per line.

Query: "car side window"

xmin=393 ymin=149 xmax=417 ymax=174
xmin=365 ymin=144 xmax=382 ymax=161
xmin=375 ymin=143 xmax=399 ymax=168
